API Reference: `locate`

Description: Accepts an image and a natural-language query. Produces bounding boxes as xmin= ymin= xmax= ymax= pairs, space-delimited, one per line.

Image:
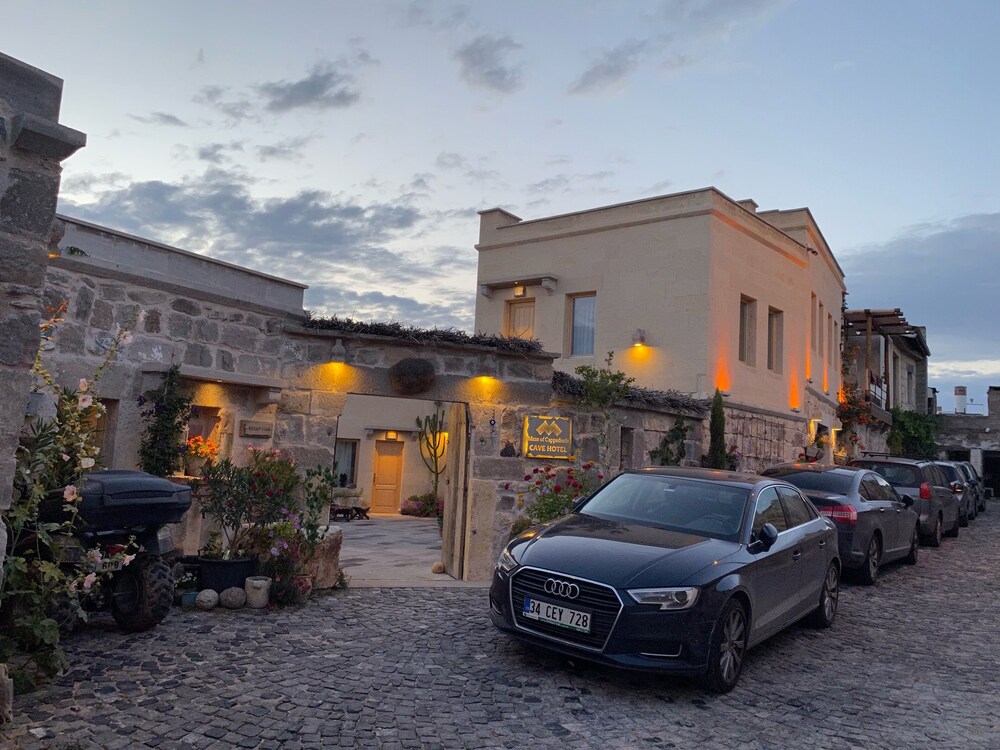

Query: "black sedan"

xmin=761 ymin=463 xmax=919 ymax=584
xmin=490 ymin=468 xmax=840 ymax=693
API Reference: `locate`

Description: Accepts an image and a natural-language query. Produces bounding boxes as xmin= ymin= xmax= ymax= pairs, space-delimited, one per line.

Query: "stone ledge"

xmin=141 ymin=362 xmax=285 ymax=390
xmin=11 ymin=112 xmax=86 ymax=161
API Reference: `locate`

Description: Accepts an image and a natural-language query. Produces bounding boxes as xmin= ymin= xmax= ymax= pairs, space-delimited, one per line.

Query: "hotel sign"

xmin=240 ymin=420 xmax=274 ymax=438
xmin=523 ymin=415 xmax=573 ymax=460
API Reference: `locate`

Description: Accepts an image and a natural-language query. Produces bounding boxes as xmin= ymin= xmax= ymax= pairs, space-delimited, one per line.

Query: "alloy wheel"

xmin=822 ymin=565 xmax=839 ymax=622
xmin=867 ymin=538 xmax=880 ymax=581
xmin=719 ymin=608 xmax=746 ymax=684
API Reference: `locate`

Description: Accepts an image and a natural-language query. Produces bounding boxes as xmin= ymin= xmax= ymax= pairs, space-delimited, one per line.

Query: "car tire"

xmin=111 ymin=555 xmax=173 ymax=632
xmin=959 ymin=505 xmax=969 ymax=527
xmin=699 ymin=598 xmax=748 ymax=694
xmin=808 ymin=562 xmax=839 ymax=629
xmin=904 ymin=526 xmax=919 ymax=565
xmin=923 ymin=516 xmax=942 ymax=548
xmin=858 ymin=535 xmax=881 ymax=585
xmin=945 ymin=514 xmax=960 ymax=538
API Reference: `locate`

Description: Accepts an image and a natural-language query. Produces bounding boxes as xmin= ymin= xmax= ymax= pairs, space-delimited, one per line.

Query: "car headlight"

xmin=496 ymin=548 xmax=519 ymax=574
xmin=627 ymin=587 xmax=700 ymax=610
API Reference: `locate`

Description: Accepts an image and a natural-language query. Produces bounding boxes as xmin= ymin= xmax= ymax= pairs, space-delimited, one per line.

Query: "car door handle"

xmin=818 ymin=540 xmax=827 ymax=548
xmin=878 ymin=508 xmax=885 ymax=513
xmin=792 ymin=550 xmax=802 ymax=560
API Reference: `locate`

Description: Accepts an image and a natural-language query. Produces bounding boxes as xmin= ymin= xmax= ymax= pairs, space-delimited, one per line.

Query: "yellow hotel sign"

xmin=523 ymin=415 xmax=573 ymax=460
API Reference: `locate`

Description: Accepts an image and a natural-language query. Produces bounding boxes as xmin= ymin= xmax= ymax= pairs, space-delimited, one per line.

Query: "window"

xmin=619 ymin=427 xmax=634 ymax=470
xmin=778 ymin=486 xmax=816 ymax=526
xmin=752 ymin=487 xmax=788 ymax=537
xmin=872 ymin=474 xmax=900 ymax=502
xmin=810 ymin=293 xmax=818 ymax=352
xmin=739 ymin=295 xmax=757 ymax=366
xmin=504 ymin=299 xmax=535 ymax=339
xmin=827 ymin=314 xmax=834 ymax=374
xmin=767 ymin=307 xmax=783 ymax=372
xmin=860 ymin=476 xmax=885 ymax=502
xmin=818 ymin=301 xmax=825 ymax=357
xmin=570 ymin=294 xmax=596 ymax=356
xmin=334 ymin=440 xmax=359 ymax=486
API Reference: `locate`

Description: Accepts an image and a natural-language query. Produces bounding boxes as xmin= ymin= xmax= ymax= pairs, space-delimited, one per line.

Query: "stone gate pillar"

xmin=0 ymin=52 xmax=85 ymax=586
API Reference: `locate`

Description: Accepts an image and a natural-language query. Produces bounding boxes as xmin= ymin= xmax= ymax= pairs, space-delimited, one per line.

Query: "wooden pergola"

xmin=844 ymin=309 xmax=930 ymax=408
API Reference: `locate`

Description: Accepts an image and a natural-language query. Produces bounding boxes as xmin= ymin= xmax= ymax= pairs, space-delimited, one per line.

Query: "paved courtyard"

xmin=7 ymin=508 xmax=1000 ymax=750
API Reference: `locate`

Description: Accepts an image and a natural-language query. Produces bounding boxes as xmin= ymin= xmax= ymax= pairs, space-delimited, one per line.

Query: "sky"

xmin=4 ymin=1 xmax=998 ymax=412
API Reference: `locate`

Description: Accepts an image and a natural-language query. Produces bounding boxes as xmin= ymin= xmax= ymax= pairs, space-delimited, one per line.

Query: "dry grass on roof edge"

xmin=303 ymin=314 xmax=544 ymax=354
xmin=552 ymin=371 xmax=710 ymax=416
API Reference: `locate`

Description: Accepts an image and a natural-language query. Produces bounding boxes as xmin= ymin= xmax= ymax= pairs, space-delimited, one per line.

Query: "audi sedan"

xmin=489 ymin=468 xmax=840 ymax=693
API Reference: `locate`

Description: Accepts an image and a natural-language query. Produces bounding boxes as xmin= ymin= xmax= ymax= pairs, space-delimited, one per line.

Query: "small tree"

xmin=888 ymin=407 xmax=938 ymax=458
xmin=416 ymin=403 xmax=448 ymax=498
xmin=573 ymin=352 xmax=635 ymax=475
xmin=138 ymin=365 xmax=193 ymax=477
xmin=706 ymin=389 xmax=728 ymax=469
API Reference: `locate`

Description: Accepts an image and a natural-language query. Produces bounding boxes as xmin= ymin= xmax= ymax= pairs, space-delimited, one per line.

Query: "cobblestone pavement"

xmin=7 ymin=507 xmax=1000 ymax=750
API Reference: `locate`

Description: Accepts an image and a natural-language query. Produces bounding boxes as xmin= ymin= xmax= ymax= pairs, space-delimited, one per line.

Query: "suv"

xmin=848 ymin=457 xmax=960 ymax=547
xmin=934 ymin=461 xmax=973 ymax=526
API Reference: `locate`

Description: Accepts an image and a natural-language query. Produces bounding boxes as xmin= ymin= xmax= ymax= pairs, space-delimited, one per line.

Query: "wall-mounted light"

xmin=385 ymin=430 xmax=398 ymax=441
xmin=513 ymin=284 xmax=526 ymax=298
xmin=631 ymin=328 xmax=647 ymax=347
xmin=330 ymin=339 xmax=346 ymax=363
xmin=720 ymin=390 xmax=731 ymax=398
xmin=790 ymin=407 xmax=802 ymax=413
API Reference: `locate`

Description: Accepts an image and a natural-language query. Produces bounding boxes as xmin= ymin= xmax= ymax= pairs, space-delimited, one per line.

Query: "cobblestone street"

xmin=7 ymin=508 xmax=1000 ymax=750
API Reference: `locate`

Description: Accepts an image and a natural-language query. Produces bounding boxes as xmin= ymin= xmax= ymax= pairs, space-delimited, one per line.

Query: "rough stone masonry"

xmin=0 ymin=51 xmax=85 ymax=721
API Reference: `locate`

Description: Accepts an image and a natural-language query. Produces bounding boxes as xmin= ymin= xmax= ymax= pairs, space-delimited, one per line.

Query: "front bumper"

xmin=489 ymin=568 xmax=721 ymax=675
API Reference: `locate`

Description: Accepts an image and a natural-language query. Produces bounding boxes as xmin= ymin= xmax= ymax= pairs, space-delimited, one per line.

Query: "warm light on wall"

xmin=631 ymin=328 xmax=647 ymax=347
xmin=468 ymin=375 xmax=503 ymax=402
xmin=714 ymin=348 xmax=731 ymax=392
xmin=809 ymin=418 xmax=821 ymax=441
xmin=788 ymin=370 xmax=801 ymax=410
xmin=384 ymin=430 xmax=398 ymax=441
xmin=513 ymin=284 xmax=526 ymax=298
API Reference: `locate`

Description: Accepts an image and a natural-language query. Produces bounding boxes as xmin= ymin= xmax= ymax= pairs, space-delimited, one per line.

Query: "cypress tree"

xmin=707 ymin=389 xmax=728 ymax=469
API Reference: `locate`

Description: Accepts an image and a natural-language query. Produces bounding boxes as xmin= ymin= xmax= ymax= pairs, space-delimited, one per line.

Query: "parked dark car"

xmin=934 ymin=461 xmax=974 ymax=526
xmin=490 ymin=468 xmax=840 ymax=693
xmin=761 ymin=463 xmax=919 ymax=584
xmin=847 ymin=457 xmax=959 ymax=546
xmin=957 ymin=461 xmax=986 ymax=514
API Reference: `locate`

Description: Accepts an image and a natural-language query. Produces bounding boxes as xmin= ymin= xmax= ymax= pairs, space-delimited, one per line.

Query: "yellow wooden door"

xmin=372 ymin=440 xmax=404 ymax=513
xmin=505 ymin=299 xmax=535 ymax=339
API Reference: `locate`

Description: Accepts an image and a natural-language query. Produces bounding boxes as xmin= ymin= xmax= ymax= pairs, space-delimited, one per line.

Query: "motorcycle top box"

xmin=42 ymin=470 xmax=192 ymax=530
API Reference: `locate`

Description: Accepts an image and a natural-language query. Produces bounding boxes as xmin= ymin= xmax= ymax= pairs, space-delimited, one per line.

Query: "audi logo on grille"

xmin=543 ymin=578 xmax=580 ymax=599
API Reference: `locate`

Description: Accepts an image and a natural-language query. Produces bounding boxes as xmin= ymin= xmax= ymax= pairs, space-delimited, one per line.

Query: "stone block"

xmin=354 ymin=347 xmax=383 ymax=366
xmin=501 ymin=360 xmax=535 ymax=380
xmin=236 ymin=354 xmax=278 ymax=377
xmin=443 ymin=356 xmax=474 ymax=375
xmin=0 ymin=234 xmax=46 ymax=287
xmin=306 ymin=416 xmax=338 ymax=444
xmin=194 ymin=318 xmax=219 ymax=343
xmin=143 ymin=309 xmax=161 ymax=334
xmin=279 ymin=391 xmax=310 ymax=415
xmin=216 ymin=349 xmax=234 ymax=372
xmin=0 ymin=52 xmax=64 ymax=121
xmin=312 ymin=391 xmax=345 ymax=416
xmin=99 ymin=283 xmax=125 ymax=301
xmin=127 ymin=289 xmax=167 ymax=305
xmin=89 ymin=299 xmax=113 ymax=330
xmin=127 ymin=335 xmax=175 ymax=364
xmin=265 ymin=317 xmax=283 ymax=334
xmin=275 ymin=415 xmax=306 ymax=444
xmin=221 ymin=324 xmax=260 ymax=352
xmin=474 ymin=457 xmax=525 ymax=481
xmin=0 ymin=167 xmax=59 ymax=237
xmin=171 ymin=298 xmax=202 ymax=316
xmin=0 ymin=310 xmax=39 ymax=366
xmin=167 ymin=312 xmax=193 ymax=339
xmin=245 ymin=313 xmax=263 ymax=329
xmin=257 ymin=336 xmax=281 ymax=356
xmin=302 ymin=526 xmax=343 ymax=590
xmin=114 ymin=303 xmax=139 ymax=327
xmin=54 ymin=321 xmax=85 ymax=354
xmin=307 ymin=344 xmax=328 ymax=363
xmin=281 ymin=340 xmax=307 ymax=362
xmin=184 ymin=343 xmax=214 ymax=368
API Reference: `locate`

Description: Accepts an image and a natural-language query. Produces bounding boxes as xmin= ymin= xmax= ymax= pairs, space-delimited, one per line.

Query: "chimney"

xmin=955 ymin=385 xmax=967 ymax=414
xmin=737 ymin=199 xmax=759 ymax=214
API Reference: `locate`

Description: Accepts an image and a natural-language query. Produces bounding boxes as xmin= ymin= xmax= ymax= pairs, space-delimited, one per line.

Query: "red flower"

xmin=535 ymin=480 xmax=542 ymax=485
xmin=503 ymin=483 xmax=510 ymax=490
xmin=553 ymin=485 xmax=562 ymax=493
xmin=266 ymin=489 xmax=274 ymax=496
xmin=524 ymin=475 xmax=531 ymax=481
xmin=532 ymin=468 xmax=540 ymax=474
xmin=597 ymin=474 xmax=604 ymax=479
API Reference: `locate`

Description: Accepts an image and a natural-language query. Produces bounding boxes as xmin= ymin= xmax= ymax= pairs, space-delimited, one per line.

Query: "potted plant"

xmin=173 ymin=569 xmax=199 ymax=608
xmin=197 ymin=446 xmax=300 ymax=592
xmin=254 ymin=509 xmax=313 ymax=607
xmin=183 ymin=435 xmax=217 ymax=477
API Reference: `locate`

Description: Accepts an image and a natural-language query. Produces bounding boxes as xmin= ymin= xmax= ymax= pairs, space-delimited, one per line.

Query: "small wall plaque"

xmin=240 ymin=420 xmax=274 ymax=438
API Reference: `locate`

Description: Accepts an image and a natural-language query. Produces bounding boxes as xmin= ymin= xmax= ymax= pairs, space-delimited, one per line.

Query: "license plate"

xmin=523 ymin=596 xmax=591 ymax=633
xmin=97 ymin=559 xmax=124 ymax=573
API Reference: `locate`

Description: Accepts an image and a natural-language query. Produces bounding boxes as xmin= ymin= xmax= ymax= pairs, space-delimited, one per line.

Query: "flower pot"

xmin=198 ymin=557 xmax=258 ymax=593
xmin=179 ymin=591 xmax=198 ymax=609
xmin=185 ymin=456 xmax=208 ymax=476
xmin=245 ymin=576 xmax=272 ymax=609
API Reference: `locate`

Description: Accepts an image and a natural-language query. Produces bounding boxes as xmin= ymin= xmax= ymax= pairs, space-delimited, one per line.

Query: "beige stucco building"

xmin=475 ymin=188 xmax=847 ymax=468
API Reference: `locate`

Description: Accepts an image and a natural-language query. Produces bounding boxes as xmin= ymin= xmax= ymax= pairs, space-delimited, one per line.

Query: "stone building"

xmin=41 ymin=215 xmax=705 ymax=581
xmin=937 ymin=386 xmax=1000 ymax=497
xmin=474 ymin=188 xmax=847 ymax=471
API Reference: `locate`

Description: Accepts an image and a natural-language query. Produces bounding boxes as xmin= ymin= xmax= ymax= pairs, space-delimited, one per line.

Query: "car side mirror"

xmin=749 ymin=522 xmax=779 ymax=553
xmin=571 ymin=496 xmax=587 ymax=511
xmin=900 ymin=495 xmax=914 ymax=508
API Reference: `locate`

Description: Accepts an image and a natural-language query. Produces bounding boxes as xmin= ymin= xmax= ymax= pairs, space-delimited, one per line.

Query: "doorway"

xmin=371 ymin=440 xmax=404 ymax=513
xmin=983 ymin=451 xmax=1000 ymax=497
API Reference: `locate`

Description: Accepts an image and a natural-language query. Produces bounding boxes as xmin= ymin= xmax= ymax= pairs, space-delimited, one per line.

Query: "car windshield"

xmin=579 ymin=474 xmax=750 ymax=541
xmin=852 ymin=462 xmax=921 ymax=487
xmin=766 ymin=470 xmax=853 ymax=495
xmin=937 ymin=465 xmax=961 ymax=482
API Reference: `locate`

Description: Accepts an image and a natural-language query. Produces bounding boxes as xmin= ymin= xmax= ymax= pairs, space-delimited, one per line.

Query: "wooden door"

xmin=505 ymin=299 xmax=535 ymax=339
xmin=372 ymin=440 xmax=404 ymax=513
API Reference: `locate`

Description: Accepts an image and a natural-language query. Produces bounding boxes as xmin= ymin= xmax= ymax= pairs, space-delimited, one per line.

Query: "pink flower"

xmin=81 ymin=457 xmax=95 ymax=469
xmin=82 ymin=572 xmax=97 ymax=591
xmin=121 ymin=554 xmax=136 ymax=567
xmin=78 ymin=378 xmax=89 ymax=392
xmin=120 ymin=330 xmax=134 ymax=346
xmin=61 ymin=453 xmax=70 ymax=462
xmin=78 ymin=393 xmax=94 ymax=409
xmin=63 ymin=485 xmax=78 ymax=501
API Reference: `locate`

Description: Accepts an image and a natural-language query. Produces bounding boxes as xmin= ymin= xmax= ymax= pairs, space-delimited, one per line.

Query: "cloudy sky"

xmin=5 ymin=1 xmax=998 ymax=411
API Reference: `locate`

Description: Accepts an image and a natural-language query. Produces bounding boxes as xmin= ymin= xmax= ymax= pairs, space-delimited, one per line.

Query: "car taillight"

xmin=919 ymin=482 xmax=932 ymax=500
xmin=819 ymin=505 xmax=857 ymax=525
